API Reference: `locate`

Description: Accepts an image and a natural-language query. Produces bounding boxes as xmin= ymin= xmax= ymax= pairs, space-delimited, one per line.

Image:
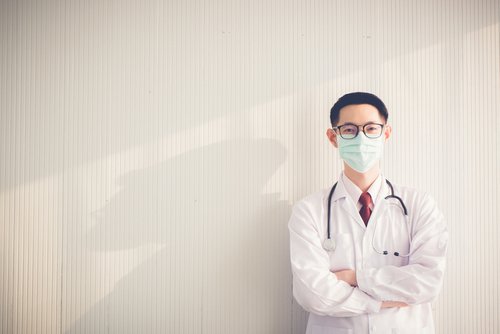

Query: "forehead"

xmin=338 ymin=104 xmax=384 ymax=124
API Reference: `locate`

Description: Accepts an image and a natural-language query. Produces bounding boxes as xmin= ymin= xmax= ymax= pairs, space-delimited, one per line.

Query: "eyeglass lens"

xmin=338 ymin=123 xmax=383 ymax=139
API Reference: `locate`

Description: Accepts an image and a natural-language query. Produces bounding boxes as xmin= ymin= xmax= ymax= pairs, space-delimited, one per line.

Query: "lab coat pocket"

xmin=328 ymin=233 xmax=355 ymax=271
xmin=310 ymin=325 xmax=353 ymax=334
xmin=371 ymin=207 xmax=411 ymax=267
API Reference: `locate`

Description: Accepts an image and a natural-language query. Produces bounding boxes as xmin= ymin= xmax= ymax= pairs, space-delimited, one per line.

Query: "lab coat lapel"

xmin=332 ymin=177 xmax=366 ymax=229
xmin=367 ymin=176 xmax=391 ymax=225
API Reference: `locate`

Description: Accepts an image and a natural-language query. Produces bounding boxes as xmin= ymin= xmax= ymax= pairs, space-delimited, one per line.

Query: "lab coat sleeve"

xmin=289 ymin=201 xmax=382 ymax=317
xmin=356 ymin=192 xmax=448 ymax=305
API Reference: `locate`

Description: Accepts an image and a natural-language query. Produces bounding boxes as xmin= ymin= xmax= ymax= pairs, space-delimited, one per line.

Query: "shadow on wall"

xmin=66 ymin=139 xmax=298 ymax=333
xmin=2 ymin=0 xmax=496 ymax=191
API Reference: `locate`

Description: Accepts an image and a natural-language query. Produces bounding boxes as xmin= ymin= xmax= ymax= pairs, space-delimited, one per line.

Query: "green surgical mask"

xmin=338 ymin=134 xmax=384 ymax=173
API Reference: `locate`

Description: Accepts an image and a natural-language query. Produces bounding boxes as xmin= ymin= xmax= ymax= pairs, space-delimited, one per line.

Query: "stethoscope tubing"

xmin=325 ymin=179 xmax=410 ymax=257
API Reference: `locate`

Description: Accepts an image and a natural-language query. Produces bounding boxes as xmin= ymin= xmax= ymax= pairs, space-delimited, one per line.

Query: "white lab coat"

xmin=289 ymin=174 xmax=448 ymax=334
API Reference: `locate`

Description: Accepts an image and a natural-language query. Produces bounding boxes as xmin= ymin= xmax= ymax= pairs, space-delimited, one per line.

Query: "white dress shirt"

xmin=341 ymin=171 xmax=382 ymax=211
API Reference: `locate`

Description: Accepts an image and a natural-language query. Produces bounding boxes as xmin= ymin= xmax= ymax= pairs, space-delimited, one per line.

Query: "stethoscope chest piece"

xmin=323 ymin=238 xmax=336 ymax=252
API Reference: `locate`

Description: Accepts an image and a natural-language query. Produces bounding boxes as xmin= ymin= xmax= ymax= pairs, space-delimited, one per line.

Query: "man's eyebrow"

xmin=338 ymin=121 xmax=380 ymax=125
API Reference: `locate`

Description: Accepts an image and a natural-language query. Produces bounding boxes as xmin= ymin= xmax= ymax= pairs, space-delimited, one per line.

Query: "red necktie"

xmin=359 ymin=192 xmax=373 ymax=226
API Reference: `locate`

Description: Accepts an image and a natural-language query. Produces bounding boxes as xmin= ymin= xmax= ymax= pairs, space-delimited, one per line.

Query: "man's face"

xmin=326 ymin=104 xmax=392 ymax=148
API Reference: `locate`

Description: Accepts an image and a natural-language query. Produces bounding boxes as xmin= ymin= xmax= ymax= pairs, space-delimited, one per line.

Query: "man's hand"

xmin=381 ymin=301 xmax=408 ymax=308
xmin=333 ymin=270 xmax=409 ymax=308
xmin=332 ymin=269 xmax=357 ymax=286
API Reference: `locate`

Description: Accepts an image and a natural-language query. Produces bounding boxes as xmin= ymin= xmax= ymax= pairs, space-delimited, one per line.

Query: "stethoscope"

xmin=322 ymin=179 xmax=411 ymax=257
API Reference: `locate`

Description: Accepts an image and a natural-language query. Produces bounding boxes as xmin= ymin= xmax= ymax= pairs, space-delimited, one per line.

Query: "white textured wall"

xmin=0 ymin=0 xmax=499 ymax=333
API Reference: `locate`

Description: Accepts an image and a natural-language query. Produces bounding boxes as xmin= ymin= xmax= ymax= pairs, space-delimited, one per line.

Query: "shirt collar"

xmin=341 ymin=171 xmax=382 ymax=206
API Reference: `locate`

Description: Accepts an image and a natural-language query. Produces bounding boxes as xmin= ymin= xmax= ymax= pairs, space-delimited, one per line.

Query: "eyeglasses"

xmin=333 ymin=122 xmax=385 ymax=139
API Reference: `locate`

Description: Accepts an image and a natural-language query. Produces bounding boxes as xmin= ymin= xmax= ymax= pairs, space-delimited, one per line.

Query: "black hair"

xmin=330 ymin=92 xmax=389 ymax=126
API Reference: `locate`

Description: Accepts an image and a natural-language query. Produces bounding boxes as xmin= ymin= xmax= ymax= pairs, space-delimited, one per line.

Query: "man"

xmin=288 ymin=92 xmax=448 ymax=334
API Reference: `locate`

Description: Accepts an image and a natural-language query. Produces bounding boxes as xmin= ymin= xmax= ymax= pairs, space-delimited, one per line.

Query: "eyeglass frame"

xmin=332 ymin=122 xmax=386 ymax=139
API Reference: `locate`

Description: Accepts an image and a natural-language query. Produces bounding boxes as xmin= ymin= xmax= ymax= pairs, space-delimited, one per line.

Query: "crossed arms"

xmin=289 ymin=193 xmax=447 ymax=317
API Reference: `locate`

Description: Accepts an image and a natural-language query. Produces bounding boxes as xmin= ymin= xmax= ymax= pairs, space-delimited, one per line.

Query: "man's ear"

xmin=326 ymin=128 xmax=338 ymax=148
xmin=384 ymin=124 xmax=392 ymax=141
